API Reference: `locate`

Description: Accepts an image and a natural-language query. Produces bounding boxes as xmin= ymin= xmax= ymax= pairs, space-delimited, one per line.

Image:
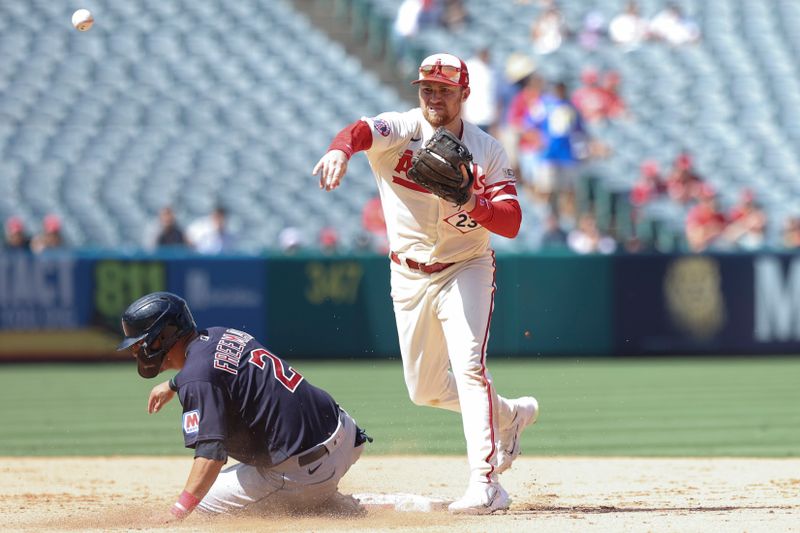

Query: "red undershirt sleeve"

xmin=467 ymin=196 xmax=522 ymax=238
xmin=327 ymin=120 xmax=373 ymax=159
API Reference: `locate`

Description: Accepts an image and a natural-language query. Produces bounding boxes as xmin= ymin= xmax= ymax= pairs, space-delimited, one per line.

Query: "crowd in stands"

xmin=4 ymin=2 xmax=798 ymax=257
xmin=379 ymin=0 xmax=800 ymax=256
xmin=3 ymin=214 xmax=65 ymax=254
xmin=628 ymin=151 xmax=777 ymax=252
xmin=143 ymin=204 xmax=237 ymax=255
xmin=529 ymin=0 xmax=701 ymax=55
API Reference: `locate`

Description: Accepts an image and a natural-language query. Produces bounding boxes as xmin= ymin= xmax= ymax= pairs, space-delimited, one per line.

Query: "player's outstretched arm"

xmin=148 ymin=380 xmax=175 ymax=414
xmin=313 ymin=149 xmax=349 ymax=191
xmin=154 ymin=457 xmax=225 ymax=524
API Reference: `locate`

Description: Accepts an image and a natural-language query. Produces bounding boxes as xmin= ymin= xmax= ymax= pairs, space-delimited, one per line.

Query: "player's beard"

xmin=422 ymin=103 xmax=458 ymax=128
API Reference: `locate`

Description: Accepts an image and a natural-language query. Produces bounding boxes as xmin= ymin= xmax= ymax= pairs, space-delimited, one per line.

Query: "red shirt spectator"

xmin=722 ymin=189 xmax=767 ymax=250
xmin=630 ymin=159 xmax=667 ymax=206
xmin=601 ymin=70 xmax=627 ymax=119
xmin=31 ymin=214 xmax=65 ymax=253
xmin=667 ymin=152 xmax=703 ymax=204
xmin=361 ymin=196 xmax=389 ymax=254
xmin=506 ymin=75 xmax=544 ymax=153
xmin=4 ymin=216 xmax=31 ymax=250
xmin=727 ymin=189 xmax=757 ymax=222
xmin=685 ymin=185 xmax=727 ymax=252
xmin=571 ymin=68 xmax=610 ymax=123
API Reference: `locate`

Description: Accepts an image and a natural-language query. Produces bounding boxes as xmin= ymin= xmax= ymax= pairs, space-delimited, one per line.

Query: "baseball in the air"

xmin=71 ymin=9 xmax=94 ymax=31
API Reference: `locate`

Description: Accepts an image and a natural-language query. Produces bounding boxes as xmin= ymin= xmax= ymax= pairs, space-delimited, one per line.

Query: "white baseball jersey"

xmin=361 ymin=108 xmax=518 ymax=264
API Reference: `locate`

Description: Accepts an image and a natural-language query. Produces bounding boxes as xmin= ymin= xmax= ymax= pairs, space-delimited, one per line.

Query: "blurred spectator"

xmin=526 ymin=81 xmax=588 ymax=218
xmin=463 ymin=48 xmax=499 ymax=133
xmin=498 ymin=53 xmax=537 ymax=118
xmin=496 ymin=54 xmax=538 ymax=174
xmin=782 ymin=216 xmax=800 ymax=249
xmin=441 ymin=0 xmax=469 ymax=31
xmin=578 ymin=10 xmax=606 ymax=51
xmin=571 ymin=67 xmax=609 ymax=124
xmin=600 ymin=70 xmax=628 ymax=120
xmin=630 ymin=159 xmax=667 ymax=207
xmin=512 ymin=75 xmax=546 ymax=196
xmin=418 ymin=0 xmax=444 ymax=29
xmin=539 ymin=212 xmax=568 ymax=248
xmin=186 ymin=205 xmax=236 ymax=254
xmin=4 ymin=216 xmax=31 ymax=251
xmin=649 ymin=3 xmax=700 ymax=46
xmin=392 ymin=0 xmax=423 ymax=74
xmin=666 ymin=151 xmax=704 ymax=204
xmin=148 ymin=206 xmax=187 ymax=249
xmin=609 ymin=0 xmax=648 ymax=50
xmin=530 ymin=3 xmax=570 ymax=55
xmin=573 ymin=68 xmax=628 ymax=124
xmin=31 ymin=214 xmax=65 ymax=253
xmin=685 ymin=185 xmax=727 ymax=252
xmin=362 ymin=195 xmax=390 ymax=254
xmin=720 ymin=189 xmax=767 ymax=250
xmin=568 ymin=213 xmax=617 ymax=254
xmin=278 ymin=226 xmax=304 ymax=255
xmin=319 ymin=227 xmax=340 ymax=255
xmin=623 ymin=235 xmax=649 ymax=254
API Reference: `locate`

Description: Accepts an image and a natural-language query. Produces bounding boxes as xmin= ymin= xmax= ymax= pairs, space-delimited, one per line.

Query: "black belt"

xmin=297 ymin=443 xmax=329 ymax=467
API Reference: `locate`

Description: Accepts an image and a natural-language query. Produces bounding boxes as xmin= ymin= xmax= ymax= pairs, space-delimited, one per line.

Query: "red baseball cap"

xmin=676 ymin=152 xmax=693 ymax=169
xmin=412 ymin=53 xmax=469 ymax=88
xmin=43 ymin=214 xmax=61 ymax=232
xmin=5 ymin=216 xmax=23 ymax=233
xmin=640 ymin=159 xmax=660 ymax=177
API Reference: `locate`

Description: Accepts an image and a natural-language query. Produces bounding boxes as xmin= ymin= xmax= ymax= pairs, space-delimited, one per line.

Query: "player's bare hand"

xmin=148 ymin=380 xmax=175 ymax=414
xmin=313 ymin=150 xmax=348 ymax=191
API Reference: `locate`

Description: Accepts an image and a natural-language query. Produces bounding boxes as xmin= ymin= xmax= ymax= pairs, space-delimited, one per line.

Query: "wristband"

xmin=170 ymin=490 xmax=200 ymax=519
xmin=168 ymin=377 xmax=178 ymax=392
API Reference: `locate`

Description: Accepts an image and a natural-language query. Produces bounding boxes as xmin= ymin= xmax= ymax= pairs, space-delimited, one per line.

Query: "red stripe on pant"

xmin=479 ymin=250 xmax=498 ymax=482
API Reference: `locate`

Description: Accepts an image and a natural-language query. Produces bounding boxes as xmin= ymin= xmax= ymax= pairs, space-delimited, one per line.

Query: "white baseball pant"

xmin=390 ymin=251 xmax=516 ymax=484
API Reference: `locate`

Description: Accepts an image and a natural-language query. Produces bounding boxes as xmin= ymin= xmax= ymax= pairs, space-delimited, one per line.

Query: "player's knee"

xmin=408 ymin=389 xmax=438 ymax=407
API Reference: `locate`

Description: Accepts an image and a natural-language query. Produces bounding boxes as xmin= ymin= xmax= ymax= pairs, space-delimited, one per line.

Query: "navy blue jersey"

xmin=174 ymin=327 xmax=340 ymax=467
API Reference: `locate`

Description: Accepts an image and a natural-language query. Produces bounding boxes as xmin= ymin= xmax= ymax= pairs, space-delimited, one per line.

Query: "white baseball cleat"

xmin=496 ymin=396 xmax=539 ymax=474
xmin=448 ymin=482 xmax=510 ymax=515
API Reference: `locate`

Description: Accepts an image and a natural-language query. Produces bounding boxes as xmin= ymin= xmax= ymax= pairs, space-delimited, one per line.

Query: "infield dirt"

xmin=2 ymin=456 xmax=798 ymax=532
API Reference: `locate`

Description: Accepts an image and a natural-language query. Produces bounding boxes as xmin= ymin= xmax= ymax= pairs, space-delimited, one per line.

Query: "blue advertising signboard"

xmin=167 ymin=258 xmax=267 ymax=341
xmin=613 ymin=253 xmax=800 ymax=355
xmin=0 ymin=252 xmax=93 ymax=330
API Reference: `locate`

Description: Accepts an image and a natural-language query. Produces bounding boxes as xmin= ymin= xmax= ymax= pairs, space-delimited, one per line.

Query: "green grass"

xmin=0 ymin=358 xmax=798 ymax=457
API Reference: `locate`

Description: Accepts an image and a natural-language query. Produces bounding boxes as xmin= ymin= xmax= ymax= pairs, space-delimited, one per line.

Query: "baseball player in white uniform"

xmin=313 ymin=53 xmax=539 ymax=514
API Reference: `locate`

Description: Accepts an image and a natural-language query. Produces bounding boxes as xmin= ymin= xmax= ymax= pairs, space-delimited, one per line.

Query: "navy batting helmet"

xmin=117 ymin=292 xmax=196 ymax=378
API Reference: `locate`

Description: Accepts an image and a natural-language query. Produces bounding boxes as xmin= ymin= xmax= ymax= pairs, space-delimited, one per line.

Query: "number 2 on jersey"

xmin=248 ymin=348 xmax=304 ymax=392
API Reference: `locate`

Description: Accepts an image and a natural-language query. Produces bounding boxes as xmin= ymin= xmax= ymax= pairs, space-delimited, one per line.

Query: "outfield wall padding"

xmin=0 ymin=250 xmax=798 ymax=358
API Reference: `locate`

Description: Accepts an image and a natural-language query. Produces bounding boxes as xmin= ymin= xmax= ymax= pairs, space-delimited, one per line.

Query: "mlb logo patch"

xmin=183 ymin=410 xmax=200 ymax=434
xmin=374 ymin=118 xmax=391 ymax=137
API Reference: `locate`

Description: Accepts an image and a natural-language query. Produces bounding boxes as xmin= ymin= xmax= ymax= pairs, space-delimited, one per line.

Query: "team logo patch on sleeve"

xmin=183 ymin=410 xmax=200 ymax=434
xmin=503 ymin=168 xmax=516 ymax=181
xmin=374 ymin=118 xmax=391 ymax=137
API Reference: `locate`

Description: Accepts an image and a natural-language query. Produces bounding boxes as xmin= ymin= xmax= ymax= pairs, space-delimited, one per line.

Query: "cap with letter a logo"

xmin=412 ymin=53 xmax=470 ymax=88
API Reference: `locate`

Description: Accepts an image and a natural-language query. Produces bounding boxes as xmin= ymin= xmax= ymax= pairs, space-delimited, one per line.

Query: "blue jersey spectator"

xmin=525 ymin=81 xmax=587 ymax=219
